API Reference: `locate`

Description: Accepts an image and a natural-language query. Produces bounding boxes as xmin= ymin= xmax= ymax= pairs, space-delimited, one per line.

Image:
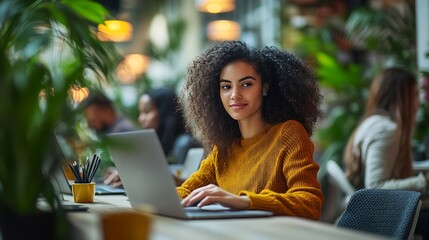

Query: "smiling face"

xmin=219 ymin=61 xmax=268 ymax=123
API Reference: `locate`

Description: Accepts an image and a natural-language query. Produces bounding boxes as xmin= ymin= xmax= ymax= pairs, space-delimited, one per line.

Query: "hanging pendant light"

xmin=97 ymin=20 xmax=133 ymax=42
xmin=207 ymin=20 xmax=240 ymax=40
xmin=116 ymin=54 xmax=150 ymax=84
xmin=196 ymin=0 xmax=235 ymax=13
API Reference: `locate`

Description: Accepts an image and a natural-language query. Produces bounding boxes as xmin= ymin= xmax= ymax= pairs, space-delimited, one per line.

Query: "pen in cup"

xmin=68 ymin=154 xmax=101 ymax=183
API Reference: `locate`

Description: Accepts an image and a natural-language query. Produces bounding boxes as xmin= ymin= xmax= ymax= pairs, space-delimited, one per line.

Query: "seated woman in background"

xmin=343 ymin=67 xmax=428 ymax=191
xmin=177 ymin=41 xmax=323 ymax=219
xmin=343 ymin=67 xmax=429 ymax=238
xmin=138 ymin=87 xmax=198 ymax=164
xmin=104 ymin=87 xmax=199 ymax=187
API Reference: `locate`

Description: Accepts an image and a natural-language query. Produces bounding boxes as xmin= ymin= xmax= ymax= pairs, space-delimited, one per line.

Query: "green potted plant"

xmin=313 ymin=52 xmax=368 ymax=177
xmin=0 ymin=0 xmax=118 ymax=239
xmin=345 ymin=0 xmax=416 ymax=69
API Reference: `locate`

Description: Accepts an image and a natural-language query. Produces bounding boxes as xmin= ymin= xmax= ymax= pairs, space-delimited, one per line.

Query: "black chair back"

xmin=336 ymin=189 xmax=421 ymax=240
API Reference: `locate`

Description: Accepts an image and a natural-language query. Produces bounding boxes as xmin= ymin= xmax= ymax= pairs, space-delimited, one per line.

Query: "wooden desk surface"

xmin=64 ymin=194 xmax=387 ymax=240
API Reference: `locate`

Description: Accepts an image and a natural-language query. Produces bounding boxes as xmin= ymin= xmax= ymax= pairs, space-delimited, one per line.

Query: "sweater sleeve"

xmin=176 ymin=149 xmax=218 ymax=199
xmin=240 ymin=121 xmax=323 ymax=220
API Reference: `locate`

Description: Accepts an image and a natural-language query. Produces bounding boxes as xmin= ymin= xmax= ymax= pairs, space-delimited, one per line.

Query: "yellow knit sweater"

xmin=177 ymin=120 xmax=323 ymax=220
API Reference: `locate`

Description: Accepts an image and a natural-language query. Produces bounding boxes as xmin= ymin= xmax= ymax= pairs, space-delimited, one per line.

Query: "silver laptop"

xmin=106 ymin=129 xmax=273 ymax=220
xmin=52 ymin=135 xmax=126 ymax=195
xmin=51 ymin=167 xmax=126 ymax=195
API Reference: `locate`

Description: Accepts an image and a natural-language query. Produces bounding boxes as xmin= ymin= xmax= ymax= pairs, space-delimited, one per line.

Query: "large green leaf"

xmin=316 ymin=52 xmax=362 ymax=91
xmin=62 ymin=0 xmax=108 ymax=24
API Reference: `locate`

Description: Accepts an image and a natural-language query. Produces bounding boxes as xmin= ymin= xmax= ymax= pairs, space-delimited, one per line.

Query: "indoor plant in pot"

xmin=0 ymin=0 xmax=118 ymax=239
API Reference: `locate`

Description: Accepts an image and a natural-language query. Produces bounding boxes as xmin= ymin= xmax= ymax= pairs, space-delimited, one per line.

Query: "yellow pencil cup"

xmin=72 ymin=182 xmax=95 ymax=203
xmin=102 ymin=211 xmax=152 ymax=240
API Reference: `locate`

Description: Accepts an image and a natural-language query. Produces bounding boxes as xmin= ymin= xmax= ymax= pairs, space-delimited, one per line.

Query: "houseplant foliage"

xmin=313 ymin=52 xmax=367 ymax=177
xmin=0 ymin=0 xmax=118 ymax=238
xmin=345 ymin=0 xmax=416 ymax=69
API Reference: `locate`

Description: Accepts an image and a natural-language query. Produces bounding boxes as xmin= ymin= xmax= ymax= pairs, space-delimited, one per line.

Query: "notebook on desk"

xmin=106 ymin=129 xmax=273 ymax=220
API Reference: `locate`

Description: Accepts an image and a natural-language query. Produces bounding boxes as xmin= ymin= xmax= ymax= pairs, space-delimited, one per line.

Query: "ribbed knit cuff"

xmin=176 ymin=187 xmax=192 ymax=199
xmin=239 ymin=190 xmax=275 ymax=210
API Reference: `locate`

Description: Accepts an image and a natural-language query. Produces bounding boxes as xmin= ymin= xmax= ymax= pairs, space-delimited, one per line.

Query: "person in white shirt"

xmin=343 ymin=67 xmax=429 ymax=239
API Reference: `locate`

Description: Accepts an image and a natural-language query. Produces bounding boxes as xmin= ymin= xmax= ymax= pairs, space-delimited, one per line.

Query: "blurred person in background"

xmin=104 ymin=87 xmax=200 ymax=187
xmin=80 ymin=91 xmax=136 ymax=185
xmin=138 ymin=87 xmax=198 ymax=164
xmin=82 ymin=91 xmax=136 ymax=135
xmin=343 ymin=67 xmax=429 ymax=239
xmin=343 ymin=67 xmax=425 ymax=191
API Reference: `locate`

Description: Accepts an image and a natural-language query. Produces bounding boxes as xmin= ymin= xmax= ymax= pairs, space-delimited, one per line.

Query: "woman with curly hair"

xmin=177 ymin=41 xmax=324 ymax=220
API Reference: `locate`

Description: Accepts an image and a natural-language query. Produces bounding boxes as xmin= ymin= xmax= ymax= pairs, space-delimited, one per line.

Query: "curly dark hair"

xmin=179 ymin=41 xmax=322 ymax=161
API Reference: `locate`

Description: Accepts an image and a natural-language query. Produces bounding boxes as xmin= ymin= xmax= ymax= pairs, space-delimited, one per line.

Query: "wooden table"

xmin=63 ymin=194 xmax=387 ymax=240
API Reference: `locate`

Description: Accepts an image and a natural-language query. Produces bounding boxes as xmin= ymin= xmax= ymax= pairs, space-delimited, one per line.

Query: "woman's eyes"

xmin=220 ymin=82 xmax=252 ymax=90
xmin=220 ymin=85 xmax=231 ymax=90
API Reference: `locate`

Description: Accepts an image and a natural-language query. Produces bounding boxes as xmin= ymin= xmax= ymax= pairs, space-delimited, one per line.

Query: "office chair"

xmin=325 ymin=160 xmax=357 ymax=222
xmin=326 ymin=160 xmax=356 ymax=197
xmin=336 ymin=189 xmax=422 ymax=240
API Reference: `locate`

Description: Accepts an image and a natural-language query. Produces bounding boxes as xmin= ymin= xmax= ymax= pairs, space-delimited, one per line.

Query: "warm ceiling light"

xmin=69 ymin=87 xmax=90 ymax=103
xmin=116 ymin=54 xmax=150 ymax=84
xmin=207 ymin=20 xmax=240 ymax=41
xmin=196 ymin=0 xmax=235 ymax=13
xmin=97 ymin=20 xmax=133 ymax=42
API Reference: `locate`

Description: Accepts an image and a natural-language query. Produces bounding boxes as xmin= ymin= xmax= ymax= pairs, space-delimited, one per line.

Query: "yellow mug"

xmin=71 ymin=182 xmax=95 ymax=203
xmin=102 ymin=211 xmax=152 ymax=240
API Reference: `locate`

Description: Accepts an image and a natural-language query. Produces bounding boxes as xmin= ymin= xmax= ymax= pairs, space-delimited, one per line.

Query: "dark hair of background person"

xmin=82 ymin=91 xmax=113 ymax=109
xmin=81 ymin=90 xmax=136 ymax=135
xmin=145 ymin=88 xmax=187 ymax=156
xmin=343 ymin=67 xmax=417 ymax=188
xmin=180 ymin=41 xmax=323 ymax=162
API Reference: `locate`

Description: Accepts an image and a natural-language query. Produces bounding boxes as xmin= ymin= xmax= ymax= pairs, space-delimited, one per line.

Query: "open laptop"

xmin=168 ymin=147 xmax=204 ymax=179
xmin=51 ymin=167 xmax=126 ymax=195
xmin=52 ymin=135 xmax=126 ymax=195
xmin=106 ymin=129 xmax=273 ymax=220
